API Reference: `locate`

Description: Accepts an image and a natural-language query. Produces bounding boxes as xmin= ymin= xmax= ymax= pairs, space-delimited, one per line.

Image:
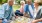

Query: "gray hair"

xmin=20 ymin=1 xmax=25 ymax=4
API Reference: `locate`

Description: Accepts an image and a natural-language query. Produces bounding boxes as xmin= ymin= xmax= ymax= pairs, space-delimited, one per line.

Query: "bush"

xmin=0 ymin=0 xmax=2 ymax=4
xmin=16 ymin=0 xmax=21 ymax=4
xmin=2 ymin=0 xmax=7 ymax=3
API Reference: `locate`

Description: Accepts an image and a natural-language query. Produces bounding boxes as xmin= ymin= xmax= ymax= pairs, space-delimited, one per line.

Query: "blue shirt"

xmin=2 ymin=3 xmax=14 ymax=20
xmin=0 ymin=5 xmax=4 ymax=18
xmin=0 ymin=5 xmax=8 ymax=23
xmin=24 ymin=4 xmax=34 ymax=18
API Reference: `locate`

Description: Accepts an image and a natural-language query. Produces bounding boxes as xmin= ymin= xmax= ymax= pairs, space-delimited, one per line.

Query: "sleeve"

xmin=2 ymin=19 xmax=8 ymax=23
xmin=24 ymin=4 xmax=28 ymax=13
xmin=9 ymin=10 xmax=15 ymax=19
xmin=2 ymin=3 xmax=9 ymax=11
xmin=2 ymin=4 xmax=5 ymax=10
xmin=12 ymin=10 xmax=15 ymax=16
xmin=5 ymin=5 xmax=9 ymax=10
xmin=2 ymin=4 xmax=9 ymax=19
xmin=2 ymin=3 xmax=7 ymax=10
xmin=41 ymin=8 xmax=42 ymax=13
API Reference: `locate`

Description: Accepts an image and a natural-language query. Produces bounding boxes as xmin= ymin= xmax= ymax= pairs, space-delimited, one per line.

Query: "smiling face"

xmin=8 ymin=0 xmax=14 ymax=6
xmin=34 ymin=2 xmax=39 ymax=10
xmin=27 ymin=0 xmax=32 ymax=4
xmin=34 ymin=0 xmax=39 ymax=8
xmin=34 ymin=3 xmax=39 ymax=7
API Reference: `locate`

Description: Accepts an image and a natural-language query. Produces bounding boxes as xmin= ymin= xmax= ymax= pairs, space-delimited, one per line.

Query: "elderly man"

xmin=2 ymin=0 xmax=14 ymax=21
xmin=24 ymin=0 xmax=34 ymax=18
xmin=0 ymin=3 xmax=7 ymax=23
xmin=0 ymin=2 xmax=8 ymax=23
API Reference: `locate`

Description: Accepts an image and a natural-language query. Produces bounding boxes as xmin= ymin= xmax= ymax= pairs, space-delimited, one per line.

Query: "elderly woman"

xmin=33 ymin=0 xmax=40 ymax=18
xmin=32 ymin=0 xmax=42 ymax=23
xmin=15 ymin=1 xmax=25 ymax=18
xmin=19 ymin=1 xmax=25 ymax=13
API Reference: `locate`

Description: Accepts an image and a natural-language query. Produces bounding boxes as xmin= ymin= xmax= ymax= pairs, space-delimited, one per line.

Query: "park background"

xmin=0 ymin=0 xmax=34 ymax=11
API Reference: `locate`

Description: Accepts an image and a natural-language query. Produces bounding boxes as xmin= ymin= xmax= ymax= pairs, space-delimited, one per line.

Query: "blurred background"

xmin=0 ymin=0 xmax=34 ymax=11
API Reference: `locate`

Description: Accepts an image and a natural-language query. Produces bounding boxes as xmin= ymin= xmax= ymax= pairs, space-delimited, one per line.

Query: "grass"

xmin=0 ymin=4 xmax=20 ymax=12
xmin=13 ymin=4 xmax=20 ymax=12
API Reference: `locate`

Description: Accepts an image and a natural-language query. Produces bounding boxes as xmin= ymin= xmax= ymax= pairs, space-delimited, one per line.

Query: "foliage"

xmin=13 ymin=5 xmax=20 ymax=11
xmin=1 ymin=0 xmax=34 ymax=4
xmin=0 ymin=0 xmax=2 ymax=4
xmin=32 ymin=0 xmax=34 ymax=2
xmin=2 ymin=0 xmax=7 ymax=3
xmin=16 ymin=0 xmax=21 ymax=4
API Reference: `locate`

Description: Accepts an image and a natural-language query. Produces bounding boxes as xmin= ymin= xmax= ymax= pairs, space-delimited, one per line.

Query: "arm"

xmin=23 ymin=4 xmax=30 ymax=17
xmin=32 ymin=18 xmax=42 ymax=23
xmin=10 ymin=10 xmax=15 ymax=20
xmin=23 ymin=12 xmax=28 ymax=17
xmin=23 ymin=4 xmax=27 ymax=17
xmin=2 ymin=3 xmax=10 ymax=19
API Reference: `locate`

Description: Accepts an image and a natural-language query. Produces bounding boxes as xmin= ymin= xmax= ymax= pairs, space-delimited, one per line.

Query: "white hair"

xmin=20 ymin=1 xmax=25 ymax=4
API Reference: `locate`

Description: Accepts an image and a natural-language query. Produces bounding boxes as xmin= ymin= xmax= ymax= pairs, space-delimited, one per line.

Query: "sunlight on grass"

xmin=13 ymin=5 xmax=20 ymax=12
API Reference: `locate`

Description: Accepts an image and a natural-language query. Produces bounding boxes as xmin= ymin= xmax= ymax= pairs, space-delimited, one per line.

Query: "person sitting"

xmin=32 ymin=8 xmax=42 ymax=23
xmin=19 ymin=1 xmax=25 ymax=13
xmin=24 ymin=0 xmax=34 ymax=18
xmin=2 ymin=0 xmax=14 ymax=20
xmin=15 ymin=1 xmax=25 ymax=18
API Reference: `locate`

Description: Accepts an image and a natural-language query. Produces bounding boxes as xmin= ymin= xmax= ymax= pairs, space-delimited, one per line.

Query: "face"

xmin=21 ymin=2 xmax=25 ymax=5
xmin=34 ymin=2 xmax=39 ymax=7
xmin=27 ymin=0 xmax=32 ymax=4
xmin=9 ymin=1 xmax=13 ymax=6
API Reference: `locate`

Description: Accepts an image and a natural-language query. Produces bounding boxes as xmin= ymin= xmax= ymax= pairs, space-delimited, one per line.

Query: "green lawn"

xmin=0 ymin=4 xmax=20 ymax=12
xmin=13 ymin=5 xmax=20 ymax=12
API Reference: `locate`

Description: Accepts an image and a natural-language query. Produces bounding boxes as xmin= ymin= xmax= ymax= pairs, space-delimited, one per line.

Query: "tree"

xmin=32 ymin=0 xmax=34 ymax=2
xmin=2 ymin=0 xmax=7 ymax=3
xmin=16 ymin=0 xmax=21 ymax=4
xmin=0 ymin=0 xmax=2 ymax=4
